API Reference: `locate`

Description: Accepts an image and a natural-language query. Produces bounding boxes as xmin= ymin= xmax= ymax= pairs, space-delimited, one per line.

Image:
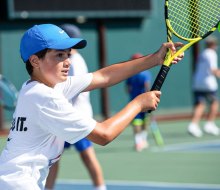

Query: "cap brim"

xmin=49 ymin=38 xmax=87 ymax=50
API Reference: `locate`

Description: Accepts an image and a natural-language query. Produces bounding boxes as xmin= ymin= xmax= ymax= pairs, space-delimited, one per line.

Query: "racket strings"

xmin=190 ymin=0 xmax=219 ymax=33
xmin=179 ymin=0 xmax=218 ymax=37
xmin=170 ymin=1 xmax=217 ymax=37
xmin=168 ymin=0 xmax=220 ymax=39
xmin=171 ymin=0 xmax=218 ymax=36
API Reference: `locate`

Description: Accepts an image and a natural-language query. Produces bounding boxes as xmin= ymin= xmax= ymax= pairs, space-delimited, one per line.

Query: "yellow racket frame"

xmin=163 ymin=0 xmax=218 ymax=67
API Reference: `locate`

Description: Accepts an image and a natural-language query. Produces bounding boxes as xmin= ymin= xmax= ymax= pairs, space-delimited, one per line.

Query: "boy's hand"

xmin=135 ymin=91 xmax=161 ymax=112
xmin=157 ymin=42 xmax=184 ymax=65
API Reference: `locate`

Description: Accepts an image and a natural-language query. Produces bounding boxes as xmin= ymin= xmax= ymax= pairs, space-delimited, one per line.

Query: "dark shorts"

xmin=194 ymin=90 xmax=218 ymax=105
xmin=64 ymin=138 xmax=92 ymax=152
xmin=135 ymin=112 xmax=146 ymax=120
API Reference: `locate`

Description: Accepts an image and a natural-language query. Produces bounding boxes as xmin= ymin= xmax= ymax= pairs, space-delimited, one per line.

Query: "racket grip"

xmin=148 ymin=65 xmax=170 ymax=113
xmin=151 ymin=65 xmax=170 ymax=91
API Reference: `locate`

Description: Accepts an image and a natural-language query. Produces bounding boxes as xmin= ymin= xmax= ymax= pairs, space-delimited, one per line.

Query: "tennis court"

xmin=1 ymin=117 xmax=219 ymax=190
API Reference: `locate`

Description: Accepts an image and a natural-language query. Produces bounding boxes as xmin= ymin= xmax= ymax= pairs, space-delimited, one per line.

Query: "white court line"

xmin=57 ymin=179 xmax=220 ymax=189
xmin=151 ymin=139 xmax=220 ymax=152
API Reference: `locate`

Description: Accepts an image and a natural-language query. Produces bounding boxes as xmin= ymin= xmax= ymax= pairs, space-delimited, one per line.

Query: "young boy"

xmin=0 ymin=24 xmax=183 ymax=190
xmin=45 ymin=23 xmax=107 ymax=190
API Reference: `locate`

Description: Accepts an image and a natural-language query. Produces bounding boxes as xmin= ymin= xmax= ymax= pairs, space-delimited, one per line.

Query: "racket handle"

xmin=151 ymin=65 xmax=170 ymax=91
xmin=148 ymin=65 xmax=170 ymax=113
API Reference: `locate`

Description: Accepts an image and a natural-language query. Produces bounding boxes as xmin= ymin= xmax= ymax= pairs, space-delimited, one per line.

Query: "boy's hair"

xmin=25 ymin=49 xmax=48 ymax=76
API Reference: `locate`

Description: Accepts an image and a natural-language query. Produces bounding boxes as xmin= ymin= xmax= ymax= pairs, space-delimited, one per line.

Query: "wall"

xmin=0 ymin=0 xmax=219 ymax=121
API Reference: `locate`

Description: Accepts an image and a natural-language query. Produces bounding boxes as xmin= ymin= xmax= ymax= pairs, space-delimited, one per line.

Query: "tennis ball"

xmin=218 ymin=23 xmax=220 ymax=32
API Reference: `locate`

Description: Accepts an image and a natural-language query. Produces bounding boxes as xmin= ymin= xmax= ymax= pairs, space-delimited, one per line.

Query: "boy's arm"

xmin=86 ymin=90 xmax=161 ymax=145
xmin=84 ymin=42 xmax=183 ymax=91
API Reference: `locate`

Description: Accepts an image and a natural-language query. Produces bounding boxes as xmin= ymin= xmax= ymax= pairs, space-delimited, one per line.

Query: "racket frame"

xmin=163 ymin=0 xmax=219 ymax=67
xmin=149 ymin=0 xmax=219 ymax=111
xmin=152 ymin=0 xmax=219 ymax=86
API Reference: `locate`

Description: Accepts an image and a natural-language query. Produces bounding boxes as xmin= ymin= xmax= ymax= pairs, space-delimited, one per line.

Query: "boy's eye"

xmin=55 ymin=51 xmax=70 ymax=60
xmin=57 ymin=53 xmax=64 ymax=58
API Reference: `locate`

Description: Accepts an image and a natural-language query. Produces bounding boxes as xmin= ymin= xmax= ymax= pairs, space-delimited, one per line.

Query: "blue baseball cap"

xmin=20 ymin=24 xmax=87 ymax=62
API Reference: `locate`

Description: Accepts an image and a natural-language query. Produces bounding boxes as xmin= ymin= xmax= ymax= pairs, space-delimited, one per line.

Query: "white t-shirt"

xmin=0 ymin=74 xmax=96 ymax=190
xmin=193 ymin=48 xmax=218 ymax=91
xmin=70 ymin=52 xmax=93 ymax=117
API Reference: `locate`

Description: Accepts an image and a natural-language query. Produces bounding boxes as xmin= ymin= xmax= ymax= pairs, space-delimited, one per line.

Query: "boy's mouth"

xmin=62 ymin=69 xmax=69 ymax=75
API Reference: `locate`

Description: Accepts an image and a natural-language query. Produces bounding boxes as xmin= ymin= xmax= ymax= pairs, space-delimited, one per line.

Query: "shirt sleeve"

xmin=55 ymin=73 xmax=93 ymax=100
xmin=39 ymin=95 xmax=96 ymax=144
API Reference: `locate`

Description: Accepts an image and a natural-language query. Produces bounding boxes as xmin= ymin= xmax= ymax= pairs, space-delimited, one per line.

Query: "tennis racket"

xmin=151 ymin=0 xmax=220 ymax=93
xmin=150 ymin=116 xmax=164 ymax=146
xmin=0 ymin=75 xmax=18 ymax=110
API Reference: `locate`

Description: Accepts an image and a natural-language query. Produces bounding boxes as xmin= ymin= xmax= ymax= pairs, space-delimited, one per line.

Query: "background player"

xmin=126 ymin=53 xmax=152 ymax=151
xmin=188 ymin=36 xmax=220 ymax=137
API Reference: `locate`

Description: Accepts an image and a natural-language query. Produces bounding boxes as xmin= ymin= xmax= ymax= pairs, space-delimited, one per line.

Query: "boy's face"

xmin=33 ymin=49 xmax=71 ymax=87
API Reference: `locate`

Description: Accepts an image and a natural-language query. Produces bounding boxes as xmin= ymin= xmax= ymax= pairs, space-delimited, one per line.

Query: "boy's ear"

xmin=29 ymin=55 xmax=40 ymax=68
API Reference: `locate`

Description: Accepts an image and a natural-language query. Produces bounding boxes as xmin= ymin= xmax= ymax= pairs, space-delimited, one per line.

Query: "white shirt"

xmin=193 ymin=48 xmax=218 ymax=91
xmin=70 ymin=52 xmax=93 ymax=117
xmin=0 ymin=74 xmax=96 ymax=190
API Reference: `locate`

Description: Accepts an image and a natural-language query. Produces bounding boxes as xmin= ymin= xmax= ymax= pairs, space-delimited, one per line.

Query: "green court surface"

xmin=0 ymin=118 xmax=220 ymax=188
